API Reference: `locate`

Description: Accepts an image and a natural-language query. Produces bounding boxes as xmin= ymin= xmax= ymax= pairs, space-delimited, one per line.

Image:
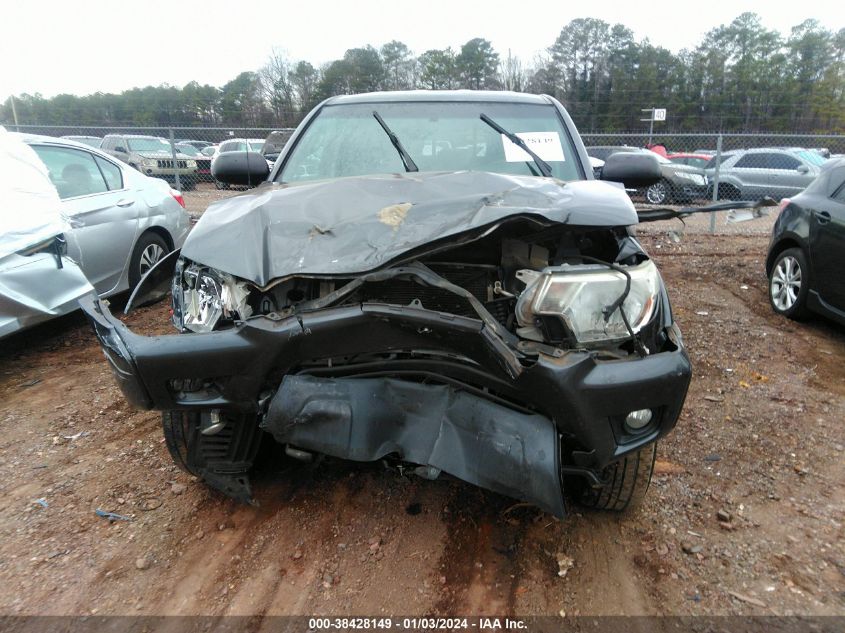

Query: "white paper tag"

xmin=501 ymin=132 xmax=565 ymax=163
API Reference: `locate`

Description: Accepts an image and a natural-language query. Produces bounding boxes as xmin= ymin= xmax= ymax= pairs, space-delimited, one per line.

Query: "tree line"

xmin=3 ymin=13 xmax=843 ymax=133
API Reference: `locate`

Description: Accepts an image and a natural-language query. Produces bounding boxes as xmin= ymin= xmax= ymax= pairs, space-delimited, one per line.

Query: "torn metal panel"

xmin=181 ymin=172 xmax=638 ymax=286
xmin=0 ymin=253 xmax=93 ymax=338
xmin=261 ymin=374 xmax=566 ymax=517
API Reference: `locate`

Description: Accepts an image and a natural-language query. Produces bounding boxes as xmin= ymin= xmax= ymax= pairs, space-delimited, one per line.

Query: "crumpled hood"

xmin=182 ymin=171 xmax=638 ymax=286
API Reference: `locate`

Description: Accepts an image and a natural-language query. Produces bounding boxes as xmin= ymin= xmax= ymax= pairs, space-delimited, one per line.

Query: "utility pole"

xmin=10 ymin=95 xmax=19 ymax=131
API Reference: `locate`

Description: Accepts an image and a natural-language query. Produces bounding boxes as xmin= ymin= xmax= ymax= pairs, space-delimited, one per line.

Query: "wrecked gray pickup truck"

xmin=81 ymin=91 xmax=692 ymax=517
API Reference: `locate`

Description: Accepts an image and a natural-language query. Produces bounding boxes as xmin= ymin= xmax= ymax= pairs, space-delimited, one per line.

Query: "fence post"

xmin=168 ymin=128 xmax=181 ymax=191
xmin=709 ymin=134 xmax=723 ymax=234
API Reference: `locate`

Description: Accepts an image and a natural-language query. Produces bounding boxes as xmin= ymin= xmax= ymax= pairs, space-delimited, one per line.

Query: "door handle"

xmin=815 ymin=210 xmax=831 ymax=224
xmin=116 ymin=198 xmax=134 ymax=208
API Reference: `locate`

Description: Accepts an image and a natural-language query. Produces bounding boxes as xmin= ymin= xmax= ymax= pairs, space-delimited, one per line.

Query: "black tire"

xmin=162 ymin=410 xmax=200 ymax=476
xmin=645 ymin=179 xmax=672 ymax=205
xmin=576 ymin=443 xmax=657 ymax=512
xmin=128 ymin=232 xmax=169 ymax=290
xmin=214 ymin=178 xmax=230 ymax=190
xmin=768 ymin=247 xmax=810 ymax=320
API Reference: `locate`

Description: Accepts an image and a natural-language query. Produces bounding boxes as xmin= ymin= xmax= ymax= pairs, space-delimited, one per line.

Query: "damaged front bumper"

xmin=81 ymin=294 xmax=691 ymax=517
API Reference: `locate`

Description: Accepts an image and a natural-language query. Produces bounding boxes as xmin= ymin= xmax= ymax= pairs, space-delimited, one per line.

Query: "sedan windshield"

xmin=128 ymin=138 xmax=173 ymax=152
xmin=277 ymin=101 xmax=582 ymax=183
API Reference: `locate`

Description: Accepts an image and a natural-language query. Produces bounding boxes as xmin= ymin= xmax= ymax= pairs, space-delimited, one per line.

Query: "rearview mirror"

xmin=211 ymin=151 xmax=270 ymax=186
xmin=114 ymin=146 xmax=126 ymax=153
xmin=796 ymin=165 xmax=809 ymax=174
xmin=600 ymin=153 xmax=662 ymax=188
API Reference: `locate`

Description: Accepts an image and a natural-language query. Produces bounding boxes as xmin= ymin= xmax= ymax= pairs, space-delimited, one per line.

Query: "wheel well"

xmin=142 ymin=226 xmax=174 ymax=251
xmin=766 ymin=238 xmax=802 ymax=275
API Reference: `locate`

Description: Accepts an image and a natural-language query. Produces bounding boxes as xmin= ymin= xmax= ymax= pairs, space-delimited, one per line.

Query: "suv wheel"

xmin=575 ymin=443 xmax=656 ymax=512
xmin=645 ymin=179 xmax=671 ymax=205
xmin=769 ymin=247 xmax=810 ymax=320
xmin=129 ymin=232 xmax=169 ymax=289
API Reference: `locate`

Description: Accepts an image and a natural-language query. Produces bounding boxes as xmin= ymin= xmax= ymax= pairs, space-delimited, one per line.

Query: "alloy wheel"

xmin=139 ymin=243 xmax=165 ymax=276
xmin=770 ymin=255 xmax=802 ymax=311
xmin=646 ymin=181 xmax=669 ymax=205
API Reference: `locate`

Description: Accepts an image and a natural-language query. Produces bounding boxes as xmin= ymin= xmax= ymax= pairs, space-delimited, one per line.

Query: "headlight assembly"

xmin=515 ymin=260 xmax=660 ymax=347
xmin=181 ymin=266 xmax=224 ymax=333
xmin=172 ymin=261 xmax=253 ymax=333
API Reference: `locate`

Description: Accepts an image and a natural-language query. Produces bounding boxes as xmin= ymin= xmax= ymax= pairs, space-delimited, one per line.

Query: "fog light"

xmin=625 ymin=408 xmax=653 ymax=431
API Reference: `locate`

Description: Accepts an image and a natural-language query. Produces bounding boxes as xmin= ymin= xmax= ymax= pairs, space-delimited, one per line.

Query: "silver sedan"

xmin=18 ymin=133 xmax=191 ymax=297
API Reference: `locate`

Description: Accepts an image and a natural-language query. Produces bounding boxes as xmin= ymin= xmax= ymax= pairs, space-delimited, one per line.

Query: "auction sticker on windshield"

xmin=502 ymin=132 xmax=565 ymax=162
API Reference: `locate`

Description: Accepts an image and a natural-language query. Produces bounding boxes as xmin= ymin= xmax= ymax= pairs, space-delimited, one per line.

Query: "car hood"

xmin=182 ymin=171 xmax=638 ymax=287
xmin=661 ymin=163 xmax=704 ymax=176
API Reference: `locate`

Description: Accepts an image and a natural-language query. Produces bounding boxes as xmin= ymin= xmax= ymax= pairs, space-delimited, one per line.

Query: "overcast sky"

xmin=1 ymin=0 xmax=842 ymax=101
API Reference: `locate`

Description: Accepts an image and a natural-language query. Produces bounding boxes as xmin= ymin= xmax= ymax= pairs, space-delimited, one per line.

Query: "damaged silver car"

xmin=82 ymin=91 xmax=692 ymax=516
xmin=0 ymin=129 xmax=94 ymax=338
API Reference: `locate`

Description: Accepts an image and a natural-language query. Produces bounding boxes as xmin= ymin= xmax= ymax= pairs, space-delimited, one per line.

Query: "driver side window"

xmin=31 ymin=145 xmax=109 ymax=199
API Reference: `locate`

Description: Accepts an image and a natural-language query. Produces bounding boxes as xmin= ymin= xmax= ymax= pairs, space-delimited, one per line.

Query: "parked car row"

xmin=587 ymin=144 xmax=833 ymax=204
xmin=52 ymin=132 xmax=300 ymax=189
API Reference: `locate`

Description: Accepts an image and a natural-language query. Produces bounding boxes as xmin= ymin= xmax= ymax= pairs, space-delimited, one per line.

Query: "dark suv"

xmin=587 ymin=146 xmax=708 ymax=204
xmin=82 ymin=91 xmax=692 ymax=517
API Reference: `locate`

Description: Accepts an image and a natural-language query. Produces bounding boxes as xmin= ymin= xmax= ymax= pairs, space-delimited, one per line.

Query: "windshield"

xmin=175 ymin=144 xmax=201 ymax=156
xmin=127 ymin=137 xmax=172 ymax=152
xmin=221 ymin=140 xmax=265 ymax=153
xmin=277 ymin=101 xmax=582 ymax=183
xmin=797 ymin=150 xmax=826 ymax=167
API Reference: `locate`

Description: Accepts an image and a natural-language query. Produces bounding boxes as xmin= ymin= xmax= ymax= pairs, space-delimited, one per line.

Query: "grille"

xmin=358 ymin=265 xmax=512 ymax=326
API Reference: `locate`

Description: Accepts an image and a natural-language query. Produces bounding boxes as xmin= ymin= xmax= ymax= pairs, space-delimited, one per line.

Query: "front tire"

xmin=576 ymin=444 xmax=657 ymax=512
xmin=645 ymin=179 xmax=672 ymax=205
xmin=769 ymin=247 xmax=810 ymax=320
xmin=162 ymin=410 xmax=200 ymax=476
xmin=128 ymin=232 xmax=169 ymax=290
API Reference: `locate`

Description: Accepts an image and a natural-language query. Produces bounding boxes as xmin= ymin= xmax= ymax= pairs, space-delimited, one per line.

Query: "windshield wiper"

xmin=479 ymin=113 xmax=552 ymax=177
xmin=372 ymin=111 xmax=418 ymax=173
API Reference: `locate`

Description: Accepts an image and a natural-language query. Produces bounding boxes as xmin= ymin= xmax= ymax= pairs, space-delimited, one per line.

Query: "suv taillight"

xmin=778 ymin=198 xmax=790 ymax=213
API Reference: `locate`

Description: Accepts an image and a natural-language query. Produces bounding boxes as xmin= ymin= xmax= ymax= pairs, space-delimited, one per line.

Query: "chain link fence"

xmin=7 ymin=125 xmax=844 ymax=232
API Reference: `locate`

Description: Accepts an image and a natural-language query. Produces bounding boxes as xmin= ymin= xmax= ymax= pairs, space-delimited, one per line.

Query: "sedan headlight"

xmin=515 ymin=260 xmax=660 ymax=345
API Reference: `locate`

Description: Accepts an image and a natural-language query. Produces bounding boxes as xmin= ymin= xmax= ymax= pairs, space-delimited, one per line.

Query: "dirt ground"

xmin=0 ymin=185 xmax=843 ymax=618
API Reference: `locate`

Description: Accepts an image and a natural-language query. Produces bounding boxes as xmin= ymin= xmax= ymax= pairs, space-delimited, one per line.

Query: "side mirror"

xmin=600 ymin=152 xmax=662 ymax=188
xmin=796 ymin=165 xmax=809 ymax=174
xmin=211 ymin=151 xmax=270 ymax=186
xmin=114 ymin=146 xmax=126 ymax=153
